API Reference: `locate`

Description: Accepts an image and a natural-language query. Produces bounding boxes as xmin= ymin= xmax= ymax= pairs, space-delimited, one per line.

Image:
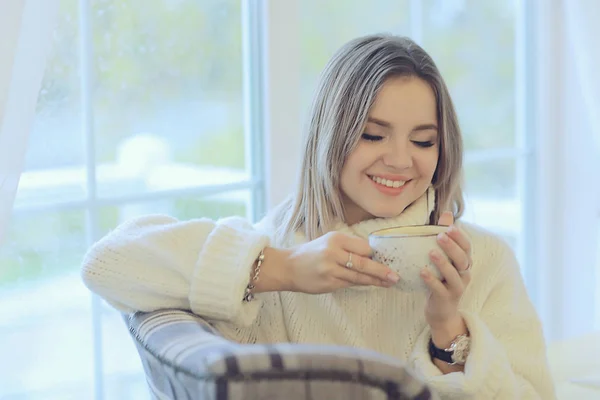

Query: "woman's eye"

xmin=412 ymin=140 xmax=435 ymax=148
xmin=361 ymin=133 xmax=384 ymax=142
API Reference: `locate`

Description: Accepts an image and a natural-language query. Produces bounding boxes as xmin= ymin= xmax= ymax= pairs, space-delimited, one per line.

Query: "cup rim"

xmin=369 ymin=224 xmax=448 ymax=238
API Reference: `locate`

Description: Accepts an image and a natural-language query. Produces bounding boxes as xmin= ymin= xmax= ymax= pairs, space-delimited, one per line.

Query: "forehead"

xmin=368 ymin=76 xmax=437 ymax=126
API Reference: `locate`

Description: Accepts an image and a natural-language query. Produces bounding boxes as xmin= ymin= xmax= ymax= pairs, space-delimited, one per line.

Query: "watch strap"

xmin=428 ymin=337 xmax=454 ymax=363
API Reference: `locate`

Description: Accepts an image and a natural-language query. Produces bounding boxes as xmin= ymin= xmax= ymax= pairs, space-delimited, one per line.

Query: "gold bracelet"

xmin=243 ymin=249 xmax=265 ymax=302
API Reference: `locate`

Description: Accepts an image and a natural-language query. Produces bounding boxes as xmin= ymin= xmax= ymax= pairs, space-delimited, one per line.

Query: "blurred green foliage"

xmin=179 ymin=125 xmax=246 ymax=169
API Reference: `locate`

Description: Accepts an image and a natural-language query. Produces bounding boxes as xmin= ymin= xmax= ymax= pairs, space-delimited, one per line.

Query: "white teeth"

xmin=370 ymin=175 xmax=406 ymax=188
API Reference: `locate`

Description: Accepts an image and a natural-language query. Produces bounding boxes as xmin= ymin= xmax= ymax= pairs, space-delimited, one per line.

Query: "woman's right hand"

xmin=266 ymin=232 xmax=400 ymax=294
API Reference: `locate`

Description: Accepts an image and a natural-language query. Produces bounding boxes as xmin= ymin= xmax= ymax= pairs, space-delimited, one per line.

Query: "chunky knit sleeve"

xmin=81 ymin=214 xmax=270 ymax=327
xmin=409 ymin=232 xmax=556 ymax=399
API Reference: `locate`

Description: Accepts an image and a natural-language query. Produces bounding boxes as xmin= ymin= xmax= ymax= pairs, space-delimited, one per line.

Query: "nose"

xmin=382 ymin=138 xmax=413 ymax=170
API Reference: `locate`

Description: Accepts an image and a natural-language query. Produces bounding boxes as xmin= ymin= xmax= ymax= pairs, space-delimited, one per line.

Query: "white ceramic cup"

xmin=369 ymin=225 xmax=449 ymax=291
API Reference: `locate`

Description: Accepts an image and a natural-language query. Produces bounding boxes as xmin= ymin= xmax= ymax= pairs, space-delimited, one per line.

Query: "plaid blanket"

xmin=126 ymin=309 xmax=437 ymax=400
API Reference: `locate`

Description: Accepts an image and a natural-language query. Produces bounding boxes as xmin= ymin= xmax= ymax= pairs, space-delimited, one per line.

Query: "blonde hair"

xmin=273 ymin=34 xmax=464 ymax=245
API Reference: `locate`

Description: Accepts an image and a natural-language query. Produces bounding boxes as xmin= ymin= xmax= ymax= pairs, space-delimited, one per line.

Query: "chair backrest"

xmin=125 ymin=309 xmax=438 ymax=400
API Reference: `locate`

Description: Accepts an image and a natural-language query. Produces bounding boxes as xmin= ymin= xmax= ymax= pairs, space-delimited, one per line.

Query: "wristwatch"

xmin=428 ymin=334 xmax=471 ymax=366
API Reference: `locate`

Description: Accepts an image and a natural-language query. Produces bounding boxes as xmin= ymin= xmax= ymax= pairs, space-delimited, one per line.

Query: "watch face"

xmin=451 ymin=335 xmax=471 ymax=364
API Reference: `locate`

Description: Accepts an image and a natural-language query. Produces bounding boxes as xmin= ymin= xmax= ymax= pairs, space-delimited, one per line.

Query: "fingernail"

xmin=386 ymin=272 xmax=400 ymax=283
xmin=420 ymin=268 xmax=430 ymax=279
xmin=430 ymin=250 xmax=441 ymax=261
xmin=437 ymin=232 xmax=448 ymax=243
xmin=449 ymin=225 xmax=458 ymax=233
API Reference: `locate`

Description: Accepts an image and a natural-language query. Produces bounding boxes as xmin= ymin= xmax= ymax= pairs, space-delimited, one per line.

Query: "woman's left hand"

xmin=421 ymin=211 xmax=472 ymax=334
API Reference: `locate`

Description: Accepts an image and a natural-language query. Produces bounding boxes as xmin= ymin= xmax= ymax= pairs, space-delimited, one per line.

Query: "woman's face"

xmin=340 ymin=76 xmax=440 ymax=225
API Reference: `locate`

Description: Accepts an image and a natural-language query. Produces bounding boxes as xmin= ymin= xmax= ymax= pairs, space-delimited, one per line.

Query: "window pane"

xmin=97 ymin=190 xmax=250 ymax=236
xmin=14 ymin=0 xmax=82 ymax=209
xmin=0 ymin=210 xmax=93 ymax=399
xmin=98 ymin=190 xmax=251 ymax=397
xmin=90 ymin=0 xmax=248 ymax=199
xmin=462 ymin=158 xmax=519 ymax=240
xmin=422 ymin=0 xmax=516 ymax=151
xmin=101 ymin=309 xmax=148 ymax=399
xmin=300 ymin=0 xmax=411 ymax=106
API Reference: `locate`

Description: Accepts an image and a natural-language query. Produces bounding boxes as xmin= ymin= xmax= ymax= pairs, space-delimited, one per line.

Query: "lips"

xmin=369 ymin=175 xmax=407 ymax=188
xmin=368 ymin=175 xmax=411 ymax=195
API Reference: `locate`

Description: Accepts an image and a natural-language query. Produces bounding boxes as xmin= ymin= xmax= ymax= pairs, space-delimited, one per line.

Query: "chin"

xmin=368 ymin=207 xmax=406 ymax=220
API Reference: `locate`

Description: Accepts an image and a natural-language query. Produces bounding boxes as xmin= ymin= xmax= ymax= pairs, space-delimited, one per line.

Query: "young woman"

xmin=82 ymin=34 xmax=555 ymax=399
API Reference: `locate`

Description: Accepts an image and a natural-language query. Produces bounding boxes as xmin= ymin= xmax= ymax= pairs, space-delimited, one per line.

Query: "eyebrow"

xmin=412 ymin=123 xmax=438 ymax=132
xmin=367 ymin=117 xmax=438 ymax=132
xmin=367 ymin=117 xmax=393 ymax=128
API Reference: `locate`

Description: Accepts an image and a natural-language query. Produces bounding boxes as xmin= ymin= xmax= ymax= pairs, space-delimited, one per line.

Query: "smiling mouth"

xmin=368 ymin=175 xmax=410 ymax=188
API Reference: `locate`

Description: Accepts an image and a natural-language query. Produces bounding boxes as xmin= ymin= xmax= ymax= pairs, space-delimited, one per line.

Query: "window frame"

xmin=5 ymin=0 xmax=268 ymax=398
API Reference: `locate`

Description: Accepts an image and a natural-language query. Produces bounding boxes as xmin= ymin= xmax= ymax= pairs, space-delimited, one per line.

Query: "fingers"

xmin=334 ymin=232 xmax=373 ymax=257
xmin=420 ymin=267 xmax=449 ymax=296
xmin=333 ymin=248 xmax=400 ymax=283
xmin=429 ymin=250 xmax=464 ymax=295
xmin=325 ymin=232 xmax=400 ymax=286
xmin=436 ymin=230 xmax=471 ymax=273
xmin=337 ymin=270 xmax=393 ymax=287
xmin=421 ymin=254 xmax=465 ymax=299
xmin=446 ymin=225 xmax=472 ymax=261
xmin=437 ymin=211 xmax=454 ymax=227
xmin=337 ymin=261 xmax=398 ymax=286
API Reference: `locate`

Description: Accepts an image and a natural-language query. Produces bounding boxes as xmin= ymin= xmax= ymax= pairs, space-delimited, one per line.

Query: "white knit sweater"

xmin=81 ymin=193 xmax=556 ymax=400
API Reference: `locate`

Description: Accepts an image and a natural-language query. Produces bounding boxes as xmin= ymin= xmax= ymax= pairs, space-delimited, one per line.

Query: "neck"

xmin=341 ymin=195 xmax=374 ymax=226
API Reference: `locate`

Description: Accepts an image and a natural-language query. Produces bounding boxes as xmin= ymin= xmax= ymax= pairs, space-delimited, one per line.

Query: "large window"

xmin=0 ymin=0 xmax=262 ymax=398
xmin=1 ymin=0 xmax=545 ymax=398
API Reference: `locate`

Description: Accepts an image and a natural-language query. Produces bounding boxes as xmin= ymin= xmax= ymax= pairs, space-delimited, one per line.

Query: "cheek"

xmin=340 ymin=164 xmax=362 ymax=192
xmin=343 ymin=147 xmax=372 ymax=176
xmin=339 ymin=158 xmax=357 ymax=190
xmin=417 ymin=151 xmax=439 ymax=179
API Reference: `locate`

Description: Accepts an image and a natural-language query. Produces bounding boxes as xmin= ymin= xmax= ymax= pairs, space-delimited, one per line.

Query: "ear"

xmin=437 ymin=210 xmax=454 ymax=227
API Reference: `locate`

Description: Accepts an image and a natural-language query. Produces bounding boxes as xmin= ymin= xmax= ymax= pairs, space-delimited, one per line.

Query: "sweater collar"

xmin=332 ymin=186 xmax=436 ymax=239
